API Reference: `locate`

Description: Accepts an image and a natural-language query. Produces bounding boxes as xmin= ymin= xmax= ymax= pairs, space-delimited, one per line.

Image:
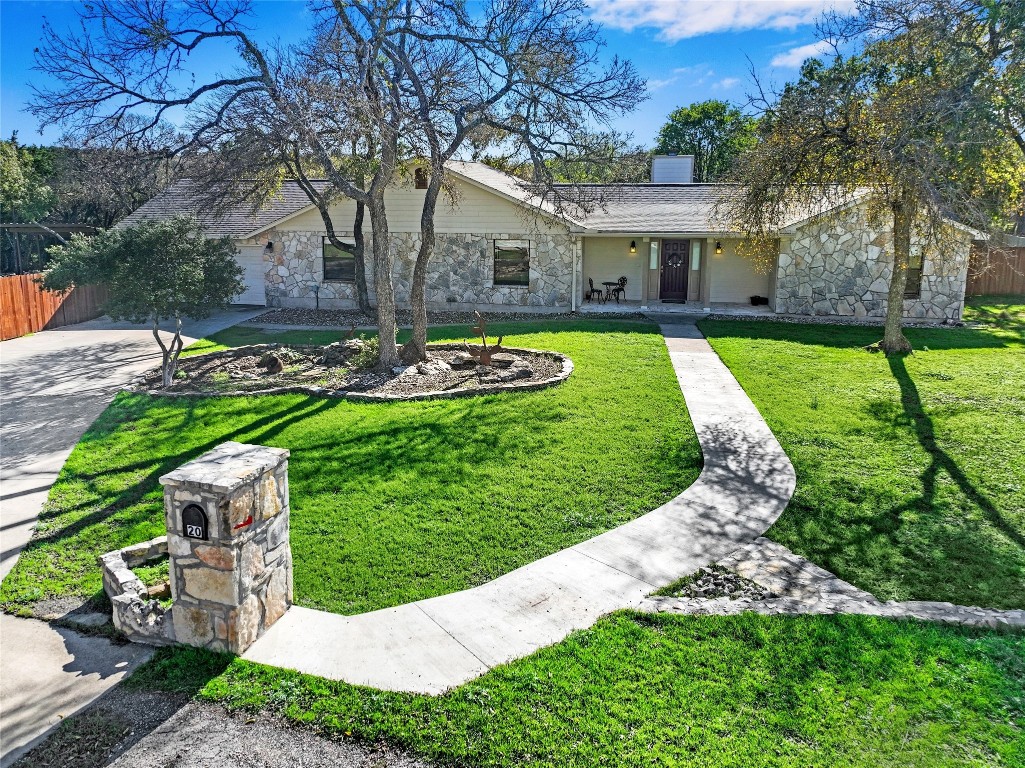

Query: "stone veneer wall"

xmin=258 ymin=229 xmax=577 ymax=310
xmin=775 ymin=205 xmax=970 ymax=320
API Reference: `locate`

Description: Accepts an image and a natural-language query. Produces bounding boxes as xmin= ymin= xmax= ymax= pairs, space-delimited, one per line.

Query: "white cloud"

xmin=713 ymin=77 xmax=741 ymax=89
xmin=586 ymin=0 xmax=856 ymax=42
xmin=645 ymin=64 xmax=716 ymax=90
xmin=770 ymin=40 xmax=834 ymax=67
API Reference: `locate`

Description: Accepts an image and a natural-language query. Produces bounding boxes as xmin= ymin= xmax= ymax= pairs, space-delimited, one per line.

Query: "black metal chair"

xmin=609 ymin=275 xmax=628 ymax=303
xmin=586 ymin=277 xmax=605 ymax=303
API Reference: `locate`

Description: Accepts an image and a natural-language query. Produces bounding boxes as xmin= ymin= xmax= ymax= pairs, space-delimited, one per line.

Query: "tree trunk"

xmin=152 ymin=315 xmax=184 ymax=387
xmin=401 ymin=170 xmax=442 ymax=364
xmin=352 ymin=200 xmax=373 ymax=317
xmin=881 ymin=194 xmax=915 ymax=356
xmin=367 ymin=195 xmax=400 ymax=369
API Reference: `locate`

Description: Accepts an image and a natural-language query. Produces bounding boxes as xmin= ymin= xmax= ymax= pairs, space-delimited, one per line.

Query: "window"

xmin=905 ymin=248 xmax=923 ymax=298
xmin=494 ymin=240 xmax=530 ymax=286
xmin=323 ymin=237 xmax=356 ymax=282
xmin=414 ymin=168 xmax=429 ymax=189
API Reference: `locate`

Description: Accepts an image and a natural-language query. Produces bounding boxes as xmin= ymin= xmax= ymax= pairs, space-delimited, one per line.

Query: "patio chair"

xmin=586 ymin=278 xmax=605 ymax=303
xmin=609 ymin=275 xmax=628 ymax=303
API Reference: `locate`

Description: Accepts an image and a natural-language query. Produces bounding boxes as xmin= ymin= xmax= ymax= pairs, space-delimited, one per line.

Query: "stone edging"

xmin=130 ymin=343 xmax=573 ymax=403
xmin=637 ymin=594 xmax=1025 ymax=630
xmin=637 ymin=537 xmax=1025 ymax=630
xmin=98 ymin=535 xmax=176 ymax=646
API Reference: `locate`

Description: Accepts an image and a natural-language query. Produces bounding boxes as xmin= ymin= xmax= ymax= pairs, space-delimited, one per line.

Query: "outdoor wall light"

xmin=715 ymin=241 xmax=723 ymax=255
xmin=629 ymin=240 xmax=637 ymax=254
xmin=265 ymin=240 xmax=275 ymax=253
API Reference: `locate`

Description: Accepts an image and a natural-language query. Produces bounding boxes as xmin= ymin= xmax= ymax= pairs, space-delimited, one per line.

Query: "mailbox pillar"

xmin=159 ymin=441 xmax=293 ymax=654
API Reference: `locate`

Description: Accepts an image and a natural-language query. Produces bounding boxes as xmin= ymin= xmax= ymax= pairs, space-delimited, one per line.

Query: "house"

xmin=119 ymin=156 xmax=971 ymax=320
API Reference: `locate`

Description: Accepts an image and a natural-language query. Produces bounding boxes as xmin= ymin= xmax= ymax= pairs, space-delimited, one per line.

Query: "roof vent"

xmin=651 ymin=154 xmax=694 ymax=184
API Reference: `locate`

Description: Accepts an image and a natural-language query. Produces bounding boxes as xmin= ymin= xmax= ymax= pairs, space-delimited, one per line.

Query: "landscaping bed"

xmin=134 ymin=342 xmax=570 ymax=401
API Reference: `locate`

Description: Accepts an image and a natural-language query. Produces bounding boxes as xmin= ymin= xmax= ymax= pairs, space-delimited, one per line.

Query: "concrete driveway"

xmin=0 ymin=306 xmax=265 ymax=766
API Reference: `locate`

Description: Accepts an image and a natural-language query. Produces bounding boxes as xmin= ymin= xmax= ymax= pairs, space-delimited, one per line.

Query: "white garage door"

xmin=234 ymin=246 xmax=267 ymax=306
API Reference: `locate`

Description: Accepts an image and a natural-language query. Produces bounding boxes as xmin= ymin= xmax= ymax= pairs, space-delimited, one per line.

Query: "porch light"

xmin=715 ymin=241 xmax=723 ymax=255
xmin=630 ymin=240 xmax=637 ymax=254
xmin=265 ymin=240 xmax=275 ymax=253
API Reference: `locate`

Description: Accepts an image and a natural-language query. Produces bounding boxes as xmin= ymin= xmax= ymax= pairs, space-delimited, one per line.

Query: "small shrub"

xmin=349 ymin=335 xmax=380 ymax=369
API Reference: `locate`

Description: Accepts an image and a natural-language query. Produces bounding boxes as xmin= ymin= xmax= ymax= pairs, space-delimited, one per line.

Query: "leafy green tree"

xmin=0 ymin=137 xmax=56 ymax=223
xmin=655 ymin=101 xmax=756 ymax=182
xmin=42 ymin=216 xmax=243 ymax=386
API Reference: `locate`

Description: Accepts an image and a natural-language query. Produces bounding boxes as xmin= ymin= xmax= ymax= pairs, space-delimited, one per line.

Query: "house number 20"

xmin=181 ymin=504 xmax=209 ymax=541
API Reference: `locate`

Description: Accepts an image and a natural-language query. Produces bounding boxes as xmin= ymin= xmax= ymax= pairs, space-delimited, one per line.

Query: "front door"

xmin=660 ymin=240 xmax=689 ymax=301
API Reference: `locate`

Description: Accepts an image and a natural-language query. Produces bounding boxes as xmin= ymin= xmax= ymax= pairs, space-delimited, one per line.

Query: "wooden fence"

xmin=0 ymin=273 xmax=109 ymax=340
xmin=966 ymin=245 xmax=1025 ymax=297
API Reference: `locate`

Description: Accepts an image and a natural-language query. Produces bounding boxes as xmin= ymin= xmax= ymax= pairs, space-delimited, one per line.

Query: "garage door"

xmin=234 ymin=246 xmax=267 ymax=306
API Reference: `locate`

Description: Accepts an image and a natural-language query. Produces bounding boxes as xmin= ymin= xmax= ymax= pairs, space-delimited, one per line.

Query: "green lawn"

xmin=964 ymin=295 xmax=1025 ymax=337
xmin=0 ymin=319 xmax=701 ymax=616
xmin=130 ymin=612 xmax=1024 ymax=768
xmin=699 ymin=315 xmax=1025 ymax=609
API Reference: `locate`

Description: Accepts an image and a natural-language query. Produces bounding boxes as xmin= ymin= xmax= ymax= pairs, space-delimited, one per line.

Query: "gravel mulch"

xmin=246 ymin=307 xmax=647 ymax=327
xmin=657 ymin=564 xmax=774 ymax=601
xmin=134 ymin=342 xmax=568 ymax=400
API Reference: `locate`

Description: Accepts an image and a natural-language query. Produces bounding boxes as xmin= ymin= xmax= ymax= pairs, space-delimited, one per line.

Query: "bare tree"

xmin=373 ymin=0 xmax=645 ymax=361
xmin=30 ymin=0 xmax=644 ymax=365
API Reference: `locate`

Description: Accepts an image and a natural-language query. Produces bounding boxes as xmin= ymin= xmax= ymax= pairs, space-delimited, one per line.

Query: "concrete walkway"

xmin=0 ymin=306 xmax=264 ymax=766
xmin=244 ymin=320 xmax=797 ymax=693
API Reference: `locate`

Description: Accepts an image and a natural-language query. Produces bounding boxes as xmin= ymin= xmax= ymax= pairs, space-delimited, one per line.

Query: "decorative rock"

xmin=416 ymin=358 xmax=452 ymax=376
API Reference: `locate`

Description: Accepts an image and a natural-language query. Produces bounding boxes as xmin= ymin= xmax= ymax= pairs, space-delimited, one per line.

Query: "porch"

xmin=580 ymin=236 xmax=777 ymax=312
xmin=577 ymin=300 xmax=776 ymax=317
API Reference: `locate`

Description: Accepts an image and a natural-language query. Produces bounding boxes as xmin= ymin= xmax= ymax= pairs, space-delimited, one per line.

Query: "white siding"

xmin=582 ymin=237 xmax=646 ymax=302
xmin=277 ymin=176 xmax=567 ymax=236
xmin=708 ymin=240 xmax=771 ymax=303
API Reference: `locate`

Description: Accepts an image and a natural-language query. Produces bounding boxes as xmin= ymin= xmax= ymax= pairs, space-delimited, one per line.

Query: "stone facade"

xmin=775 ymin=204 xmax=970 ymax=320
xmin=158 ymin=442 xmax=294 ymax=654
xmin=260 ymin=229 xmax=577 ymax=311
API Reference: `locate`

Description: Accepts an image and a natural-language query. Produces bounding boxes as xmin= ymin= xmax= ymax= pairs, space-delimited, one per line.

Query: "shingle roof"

xmin=555 ymin=184 xmax=737 ymax=233
xmin=116 ymin=164 xmax=857 ymax=238
xmin=116 ymin=180 xmax=329 ymax=239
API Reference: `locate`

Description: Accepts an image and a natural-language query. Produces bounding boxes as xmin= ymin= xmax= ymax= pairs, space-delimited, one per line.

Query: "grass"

xmin=129 ymin=612 xmax=1025 ymax=768
xmin=964 ymin=295 xmax=1025 ymax=337
xmin=699 ymin=315 xmax=1025 ymax=609
xmin=0 ymin=319 xmax=701 ymax=616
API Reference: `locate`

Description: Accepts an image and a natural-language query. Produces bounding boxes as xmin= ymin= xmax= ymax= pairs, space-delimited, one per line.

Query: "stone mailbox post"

xmin=159 ymin=441 xmax=293 ymax=654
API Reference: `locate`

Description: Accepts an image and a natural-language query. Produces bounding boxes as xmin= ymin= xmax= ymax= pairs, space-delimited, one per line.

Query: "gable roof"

xmin=117 ymin=179 xmax=330 ymax=239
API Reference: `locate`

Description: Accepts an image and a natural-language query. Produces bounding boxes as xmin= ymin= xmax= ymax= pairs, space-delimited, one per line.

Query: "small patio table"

xmin=602 ymin=281 xmax=619 ymax=302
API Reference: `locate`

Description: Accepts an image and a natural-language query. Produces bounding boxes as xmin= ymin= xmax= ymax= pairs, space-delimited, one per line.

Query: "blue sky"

xmin=0 ymin=0 xmax=852 ymax=147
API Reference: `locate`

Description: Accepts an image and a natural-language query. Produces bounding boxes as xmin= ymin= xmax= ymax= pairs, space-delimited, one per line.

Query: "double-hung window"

xmin=493 ymin=240 xmax=530 ymax=286
xmin=323 ymin=237 xmax=356 ymax=282
xmin=905 ymin=248 xmax=923 ymax=298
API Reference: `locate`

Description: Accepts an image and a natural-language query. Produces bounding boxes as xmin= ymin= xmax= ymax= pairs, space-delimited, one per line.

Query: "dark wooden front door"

xmin=660 ymin=240 xmax=689 ymax=301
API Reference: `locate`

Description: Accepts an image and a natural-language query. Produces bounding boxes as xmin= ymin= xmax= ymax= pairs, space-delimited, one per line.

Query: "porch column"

xmin=640 ymin=237 xmax=649 ymax=308
xmin=703 ymin=238 xmax=717 ymax=311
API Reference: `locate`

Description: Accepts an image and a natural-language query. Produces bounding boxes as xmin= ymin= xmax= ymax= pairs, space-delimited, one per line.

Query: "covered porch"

xmin=579 ymin=235 xmax=777 ymax=312
xmin=577 ymin=300 xmax=776 ymax=317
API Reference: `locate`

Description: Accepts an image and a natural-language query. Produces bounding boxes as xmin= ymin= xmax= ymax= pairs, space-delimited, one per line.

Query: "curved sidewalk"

xmin=244 ymin=320 xmax=797 ymax=693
